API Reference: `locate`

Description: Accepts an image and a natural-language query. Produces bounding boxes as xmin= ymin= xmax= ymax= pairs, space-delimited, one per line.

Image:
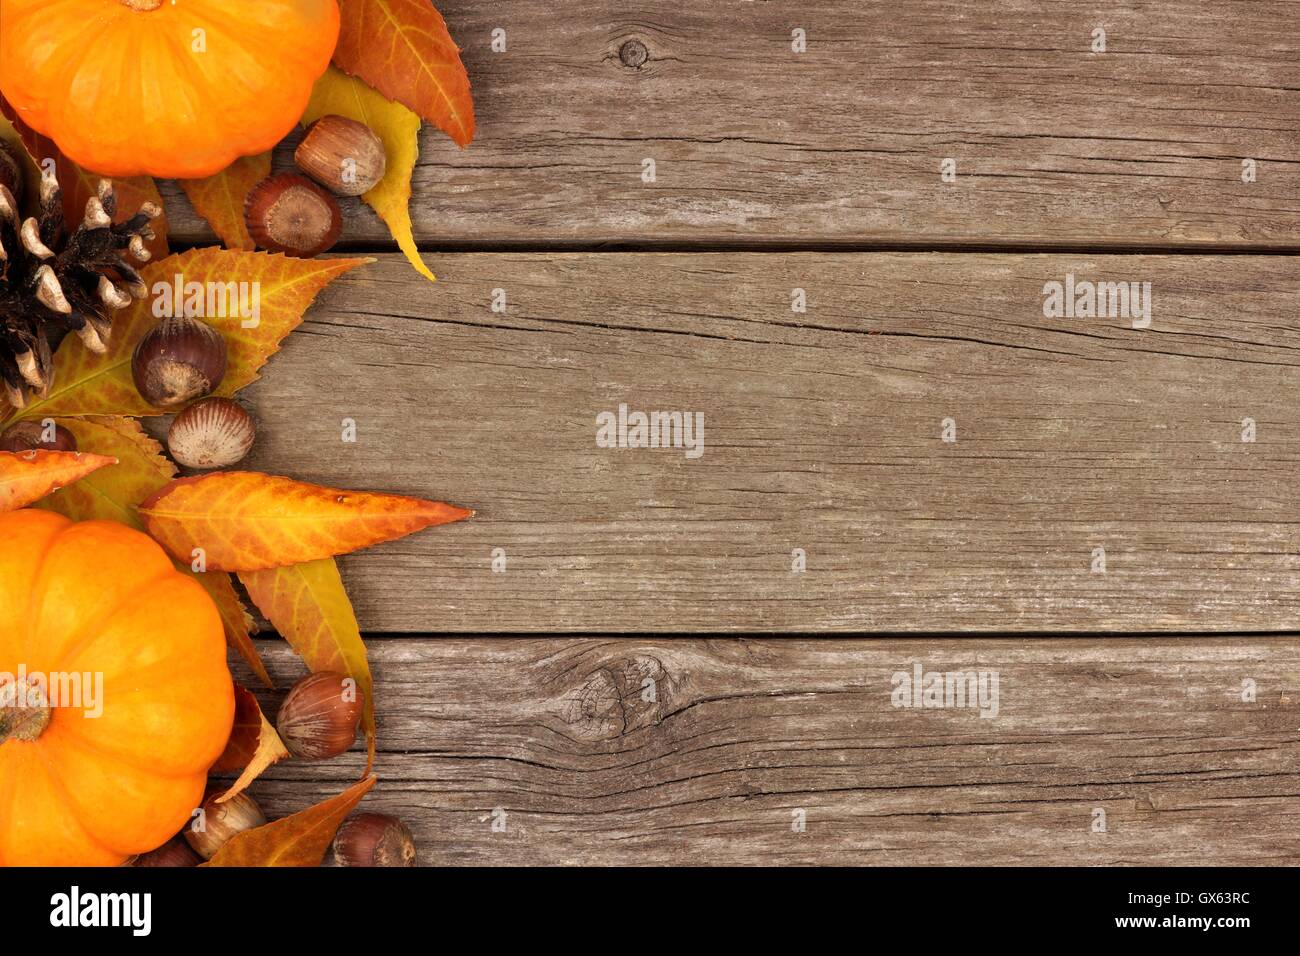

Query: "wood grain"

xmin=238 ymin=636 xmax=1300 ymax=866
xmin=162 ymin=0 xmax=1300 ymax=250
xmin=232 ymin=251 xmax=1300 ymax=632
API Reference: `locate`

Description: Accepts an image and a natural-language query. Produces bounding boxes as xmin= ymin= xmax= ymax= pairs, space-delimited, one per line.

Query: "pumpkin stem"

xmin=0 ymin=677 xmax=51 ymax=744
xmin=120 ymin=0 xmax=164 ymax=10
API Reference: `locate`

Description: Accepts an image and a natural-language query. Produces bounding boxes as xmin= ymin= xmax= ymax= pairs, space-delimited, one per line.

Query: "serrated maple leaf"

xmin=203 ymin=776 xmax=376 ymax=867
xmin=333 ymin=0 xmax=475 ymax=147
xmin=138 ymin=471 xmax=474 ymax=572
xmin=36 ymin=417 xmax=270 ymax=686
xmin=0 ymin=449 xmax=115 ymax=511
xmin=179 ymin=153 xmax=272 ymax=251
xmin=0 ymin=249 xmax=368 ymax=426
xmin=240 ymin=558 xmax=377 ymax=773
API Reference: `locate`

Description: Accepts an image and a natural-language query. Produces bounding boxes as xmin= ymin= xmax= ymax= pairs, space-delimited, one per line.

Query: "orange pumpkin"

xmin=0 ymin=0 xmax=340 ymax=178
xmin=0 ymin=510 xmax=234 ymax=866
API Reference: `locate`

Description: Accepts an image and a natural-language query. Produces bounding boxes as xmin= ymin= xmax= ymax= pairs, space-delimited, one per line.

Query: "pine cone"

xmin=0 ymin=143 xmax=159 ymax=410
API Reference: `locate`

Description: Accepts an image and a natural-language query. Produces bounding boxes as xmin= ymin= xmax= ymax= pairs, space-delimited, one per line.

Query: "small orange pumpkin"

xmin=0 ymin=510 xmax=234 ymax=866
xmin=0 ymin=0 xmax=340 ymax=178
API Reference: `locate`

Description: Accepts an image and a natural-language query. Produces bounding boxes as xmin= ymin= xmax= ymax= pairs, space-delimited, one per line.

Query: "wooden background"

xmin=194 ymin=1 xmax=1299 ymax=864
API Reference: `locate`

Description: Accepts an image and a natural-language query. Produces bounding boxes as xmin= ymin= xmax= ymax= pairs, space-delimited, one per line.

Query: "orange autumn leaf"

xmin=179 ymin=153 xmax=272 ymax=250
xmin=138 ymin=471 xmax=474 ymax=571
xmin=1 ymin=249 xmax=368 ymax=426
xmin=240 ymin=558 xmax=376 ymax=772
xmin=1 ymin=99 xmax=169 ymax=259
xmin=36 ymin=417 xmax=270 ymax=685
xmin=0 ymin=450 xmax=115 ymax=512
xmin=334 ymin=0 xmax=475 ymax=147
xmin=204 ymin=776 xmax=376 ymax=867
xmin=213 ymin=687 xmax=291 ymax=802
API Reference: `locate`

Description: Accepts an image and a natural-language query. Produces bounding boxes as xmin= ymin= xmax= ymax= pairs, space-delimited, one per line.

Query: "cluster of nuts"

xmin=131 ymin=314 xmax=257 ymax=470
xmin=133 ymin=670 xmax=416 ymax=867
xmin=244 ymin=115 xmax=386 ymax=259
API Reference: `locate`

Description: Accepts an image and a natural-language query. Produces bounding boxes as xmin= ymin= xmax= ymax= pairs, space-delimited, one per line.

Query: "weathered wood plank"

xmin=163 ymin=0 xmax=1300 ymax=249
xmin=233 ymin=252 xmax=1300 ymax=632
xmin=238 ymin=637 xmax=1300 ymax=866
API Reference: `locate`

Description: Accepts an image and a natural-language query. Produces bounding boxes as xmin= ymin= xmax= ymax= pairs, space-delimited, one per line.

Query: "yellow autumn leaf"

xmin=239 ymin=558 xmax=377 ymax=773
xmin=0 ymin=248 xmax=368 ymax=426
xmin=304 ymin=67 xmax=435 ymax=281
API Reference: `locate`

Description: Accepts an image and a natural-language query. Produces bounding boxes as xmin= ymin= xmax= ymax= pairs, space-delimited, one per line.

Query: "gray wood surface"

xmin=238 ymin=636 xmax=1300 ymax=865
xmin=162 ymin=0 xmax=1300 ymax=249
xmin=234 ymin=251 xmax=1300 ymax=633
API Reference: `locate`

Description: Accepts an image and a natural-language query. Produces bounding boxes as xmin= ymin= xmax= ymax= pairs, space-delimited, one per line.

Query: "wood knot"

xmin=619 ymin=39 xmax=649 ymax=69
xmin=559 ymin=655 xmax=669 ymax=741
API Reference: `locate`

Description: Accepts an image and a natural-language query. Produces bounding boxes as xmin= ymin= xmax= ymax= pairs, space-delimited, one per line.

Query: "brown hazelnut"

xmin=295 ymin=115 xmax=387 ymax=196
xmin=333 ymin=813 xmax=417 ymax=867
xmin=167 ymin=397 xmax=256 ymax=470
xmin=0 ymin=419 xmax=77 ymax=453
xmin=131 ymin=316 xmax=228 ymax=408
xmin=132 ymin=837 xmax=201 ymax=867
xmin=276 ymin=671 xmax=363 ymax=760
xmin=245 ymin=173 xmax=342 ymax=257
xmin=184 ymin=791 xmax=266 ymax=860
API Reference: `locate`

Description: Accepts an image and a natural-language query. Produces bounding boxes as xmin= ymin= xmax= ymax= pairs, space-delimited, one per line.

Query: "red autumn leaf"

xmin=138 ymin=471 xmax=474 ymax=571
xmin=1 ymin=98 xmax=169 ymax=259
xmin=203 ymin=776 xmax=376 ymax=867
xmin=212 ymin=686 xmax=267 ymax=774
xmin=179 ymin=153 xmax=272 ymax=251
xmin=334 ymin=0 xmax=475 ymax=147
xmin=212 ymin=686 xmax=290 ymax=802
xmin=0 ymin=450 xmax=115 ymax=512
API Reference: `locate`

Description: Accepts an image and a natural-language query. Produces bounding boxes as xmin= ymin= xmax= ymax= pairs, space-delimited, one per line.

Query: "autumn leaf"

xmin=203 ymin=776 xmax=376 ymax=867
xmin=36 ymin=417 xmax=270 ymax=685
xmin=213 ymin=686 xmax=291 ymax=802
xmin=0 ymin=450 xmax=115 ymax=512
xmin=0 ymin=249 xmax=368 ymax=426
xmin=1 ymin=99 xmax=169 ymax=259
xmin=334 ymin=0 xmax=475 ymax=147
xmin=305 ymin=68 xmax=434 ymax=281
xmin=192 ymin=571 xmax=269 ymax=688
xmin=139 ymin=471 xmax=474 ymax=571
xmin=241 ymin=558 xmax=376 ymax=772
xmin=179 ymin=153 xmax=272 ymax=251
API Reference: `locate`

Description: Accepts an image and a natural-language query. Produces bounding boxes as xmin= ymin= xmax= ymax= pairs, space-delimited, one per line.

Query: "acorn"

xmin=295 ymin=115 xmax=387 ymax=196
xmin=0 ymin=141 xmax=23 ymax=204
xmin=131 ymin=316 xmax=228 ymax=408
xmin=245 ymin=173 xmax=342 ymax=257
xmin=132 ymin=837 xmax=201 ymax=868
xmin=0 ymin=419 xmax=77 ymax=452
xmin=184 ymin=791 xmax=267 ymax=860
xmin=276 ymin=671 xmax=363 ymax=760
xmin=167 ymin=397 xmax=256 ymax=470
xmin=333 ymin=813 xmax=417 ymax=867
